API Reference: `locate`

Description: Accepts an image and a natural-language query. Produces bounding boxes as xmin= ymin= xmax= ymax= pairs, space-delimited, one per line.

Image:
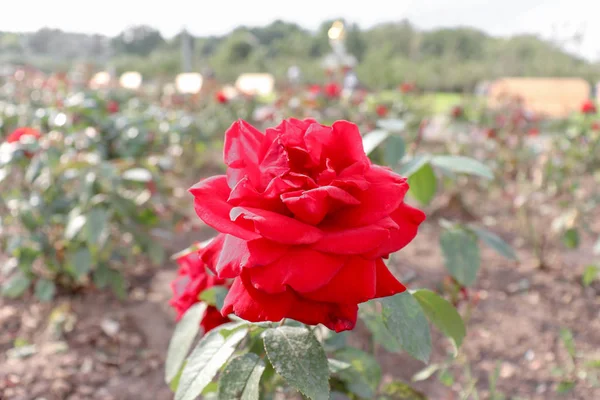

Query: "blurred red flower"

xmin=216 ymin=91 xmax=228 ymax=104
xmin=107 ymin=100 xmax=119 ymax=114
xmin=376 ymin=104 xmax=388 ymax=117
xmin=324 ymin=82 xmax=341 ymax=98
xmin=581 ymin=99 xmax=597 ymax=114
xmin=399 ymin=82 xmax=416 ymax=94
xmin=592 ymin=121 xmax=600 ymax=131
xmin=6 ymin=127 xmax=41 ymax=144
xmin=451 ymin=105 xmax=463 ymax=119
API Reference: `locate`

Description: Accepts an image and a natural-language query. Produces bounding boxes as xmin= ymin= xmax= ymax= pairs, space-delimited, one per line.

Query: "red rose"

xmin=169 ymin=244 xmax=231 ymax=332
xmin=528 ymin=127 xmax=540 ymax=137
xmin=486 ymin=128 xmax=496 ymax=139
xmin=451 ymin=106 xmax=463 ymax=119
xmin=107 ymin=100 xmax=119 ymax=114
xmin=324 ymin=82 xmax=341 ymax=99
xmin=592 ymin=121 xmax=600 ymax=131
xmin=216 ymin=91 xmax=228 ymax=104
xmin=6 ymin=127 xmax=41 ymax=144
xmin=399 ymin=82 xmax=415 ymax=94
xmin=581 ymin=99 xmax=597 ymax=115
xmin=308 ymin=84 xmax=321 ymax=95
xmin=376 ymin=105 xmax=388 ymax=117
xmin=190 ymin=119 xmax=425 ymax=332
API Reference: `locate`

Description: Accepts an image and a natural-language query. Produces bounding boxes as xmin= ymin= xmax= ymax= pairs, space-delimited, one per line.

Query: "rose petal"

xmin=248 ymin=248 xmax=345 ymax=293
xmin=199 ymin=234 xmax=226 ymax=274
xmin=313 ymin=223 xmax=390 ymax=254
xmin=281 ymin=186 xmax=359 ymax=225
xmin=224 ymin=120 xmax=264 ymax=187
xmin=190 ymin=176 xmax=261 ymax=240
xmin=287 ymin=301 xmax=358 ymax=333
xmin=221 ymin=272 xmax=294 ymax=322
xmin=366 ymin=203 xmax=426 ymax=258
xmin=373 ymin=258 xmax=407 ymax=298
xmin=214 ymin=235 xmax=249 ymax=278
xmin=303 ymin=257 xmax=376 ymax=303
xmin=230 ymin=206 xmax=323 ymax=244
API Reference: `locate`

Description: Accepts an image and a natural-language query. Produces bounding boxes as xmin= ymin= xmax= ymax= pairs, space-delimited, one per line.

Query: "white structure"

xmin=119 ymin=71 xmax=142 ymax=90
xmin=175 ymin=73 xmax=203 ymax=94
xmin=235 ymin=73 xmax=275 ymax=96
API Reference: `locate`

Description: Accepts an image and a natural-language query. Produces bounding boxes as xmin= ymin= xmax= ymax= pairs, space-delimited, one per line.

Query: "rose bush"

xmin=190 ymin=118 xmax=425 ymax=332
xmin=170 ymin=245 xmax=231 ymax=332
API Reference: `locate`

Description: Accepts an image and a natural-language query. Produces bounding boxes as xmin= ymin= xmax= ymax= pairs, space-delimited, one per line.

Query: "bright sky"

xmin=7 ymin=0 xmax=600 ymax=59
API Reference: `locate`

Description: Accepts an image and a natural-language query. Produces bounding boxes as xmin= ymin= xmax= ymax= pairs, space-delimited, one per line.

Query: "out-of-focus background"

xmin=1 ymin=1 xmax=600 ymax=400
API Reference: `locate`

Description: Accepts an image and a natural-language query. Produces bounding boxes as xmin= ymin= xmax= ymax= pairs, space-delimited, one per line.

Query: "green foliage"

xmin=582 ymin=265 xmax=599 ymax=287
xmin=334 ymin=347 xmax=381 ymax=399
xmin=217 ymin=353 xmax=265 ymax=400
xmin=175 ymin=327 xmax=248 ymax=400
xmin=263 ymin=326 xmax=329 ymax=400
xmin=408 ymin=162 xmax=437 ymax=205
xmin=380 ymin=292 xmax=432 ymax=363
xmin=440 ymin=227 xmax=481 ymax=286
xmin=468 ymin=225 xmax=517 ymax=261
xmin=165 ymin=303 xmax=208 ymax=384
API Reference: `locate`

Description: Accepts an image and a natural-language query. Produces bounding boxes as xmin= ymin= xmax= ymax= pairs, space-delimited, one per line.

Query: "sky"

xmin=6 ymin=0 xmax=600 ymax=60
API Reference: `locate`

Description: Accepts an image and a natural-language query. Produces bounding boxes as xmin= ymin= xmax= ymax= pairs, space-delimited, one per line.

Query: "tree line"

xmin=1 ymin=19 xmax=598 ymax=92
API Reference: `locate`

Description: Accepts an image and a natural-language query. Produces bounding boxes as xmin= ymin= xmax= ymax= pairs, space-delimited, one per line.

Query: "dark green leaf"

xmin=556 ymin=381 xmax=575 ymax=394
xmin=380 ymin=292 xmax=431 ymax=363
xmin=582 ymin=265 xmax=599 ymax=287
xmin=34 ymin=279 xmax=56 ymax=302
xmin=25 ymin=156 xmax=43 ymax=184
xmin=469 ymin=226 xmax=517 ymax=261
xmin=108 ymin=270 xmax=127 ymax=300
xmin=327 ymin=359 xmax=351 ymax=374
xmin=562 ymin=228 xmax=580 ymax=249
xmin=399 ymin=155 xmax=430 ymax=177
xmin=359 ymin=302 xmax=401 ymax=352
xmin=93 ymin=263 xmax=110 ymax=289
xmin=263 ymin=326 xmax=329 ymax=400
xmin=363 ymin=130 xmax=391 ymax=155
xmin=68 ymin=248 xmax=92 ymax=279
xmin=408 ymin=162 xmax=437 ymax=205
xmin=86 ymin=208 xmax=109 ymax=247
xmin=383 ymin=135 xmax=406 ymax=167
xmin=430 ymin=155 xmax=493 ymax=180
xmin=165 ymin=303 xmax=208 ymax=384
xmin=379 ymin=380 xmax=427 ymax=400
xmin=199 ymin=286 xmax=229 ymax=310
xmin=175 ymin=327 xmax=248 ymax=400
xmin=334 ymin=347 xmax=381 ymax=399
xmin=413 ymin=289 xmax=466 ymax=351
xmin=217 ymin=353 xmax=265 ymax=400
xmin=1 ymin=272 xmax=31 ymax=298
xmin=440 ymin=228 xmax=481 ymax=286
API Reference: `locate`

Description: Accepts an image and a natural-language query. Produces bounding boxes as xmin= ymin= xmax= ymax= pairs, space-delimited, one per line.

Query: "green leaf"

xmin=562 ymin=228 xmax=580 ymax=249
xmin=399 ymin=155 xmax=430 ymax=177
xmin=199 ymin=287 xmax=229 ymax=310
xmin=170 ymin=363 xmax=185 ymax=392
xmin=165 ymin=303 xmax=208 ymax=384
xmin=363 ymin=130 xmax=391 ymax=155
xmin=469 ymin=226 xmax=517 ymax=261
xmin=34 ymin=279 xmax=56 ymax=302
xmin=430 ymin=155 xmax=493 ymax=180
xmin=334 ymin=347 xmax=381 ymax=399
xmin=263 ymin=326 xmax=329 ymax=400
xmin=408 ymin=162 xmax=437 ymax=205
xmin=440 ymin=227 xmax=481 ymax=286
xmin=217 ymin=353 xmax=265 ymax=400
xmin=122 ymin=167 xmax=153 ymax=182
xmin=556 ymin=381 xmax=575 ymax=394
xmin=175 ymin=327 xmax=248 ymax=400
xmin=148 ymin=244 xmax=166 ymax=266
xmin=68 ymin=248 xmax=92 ymax=279
xmin=359 ymin=302 xmax=401 ymax=352
xmin=65 ymin=214 xmax=86 ymax=240
xmin=93 ymin=263 xmax=111 ymax=289
xmin=1 ymin=272 xmax=31 ymax=298
xmin=108 ymin=270 xmax=127 ymax=300
xmin=327 ymin=359 xmax=351 ymax=374
xmin=383 ymin=135 xmax=406 ymax=167
xmin=379 ymin=380 xmax=427 ymax=400
xmin=25 ymin=156 xmax=43 ymax=184
xmin=413 ymin=289 xmax=466 ymax=351
xmin=559 ymin=328 xmax=576 ymax=357
xmin=380 ymin=292 xmax=431 ymax=363
xmin=585 ymin=359 xmax=600 ymax=369
xmin=582 ymin=265 xmax=599 ymax=287
xmin=85 ymin=208 xmax=108 ymax=247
